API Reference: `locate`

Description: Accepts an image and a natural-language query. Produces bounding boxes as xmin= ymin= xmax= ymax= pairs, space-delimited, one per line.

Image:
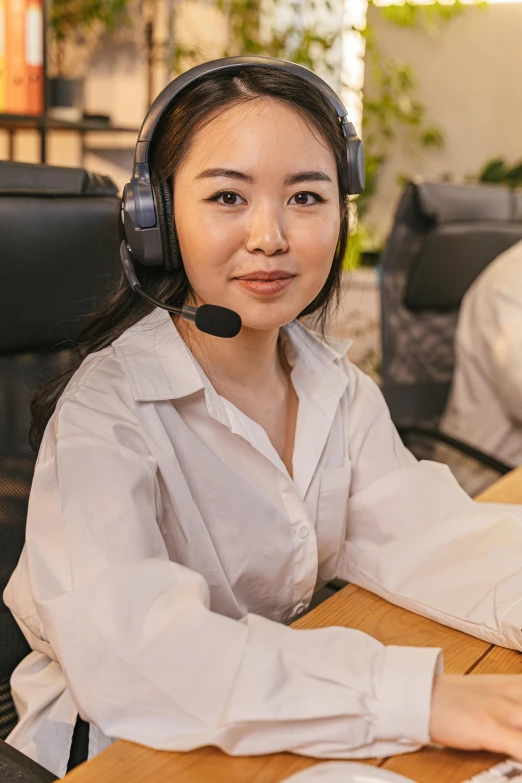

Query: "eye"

xmin=289 ymin=191 xmax=326 ymax=206
xmin=206 ymin=191 xmax=246 ymax=206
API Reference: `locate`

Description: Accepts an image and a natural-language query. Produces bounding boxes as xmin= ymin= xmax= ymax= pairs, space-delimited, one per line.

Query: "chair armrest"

xmin=397 ymin=425 xmax=513 ymax=475
xmin=0 ymin=739 xmax=57 ymax=782
xmin=325 ymin=579 xmax=349 ymax=592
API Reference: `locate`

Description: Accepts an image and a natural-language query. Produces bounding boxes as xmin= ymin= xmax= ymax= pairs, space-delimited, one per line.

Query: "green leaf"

xmin=479 ymin=158 xmax=508 ymax=183
xmin=505 ymin=163 xmax=522 ymax=185
xmin=421 ymin=126 xmax=444 ymax=148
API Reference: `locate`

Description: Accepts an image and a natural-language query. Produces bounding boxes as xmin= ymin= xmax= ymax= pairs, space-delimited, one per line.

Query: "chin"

xmin=237 ymin=303 xmax=304 ymax=332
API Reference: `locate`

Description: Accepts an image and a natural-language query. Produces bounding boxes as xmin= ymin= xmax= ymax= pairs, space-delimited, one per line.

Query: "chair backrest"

xmin=0 ymin=160 xmax=122 ymax=739
xmin=380 ymin=180 xmax=522 ymax=425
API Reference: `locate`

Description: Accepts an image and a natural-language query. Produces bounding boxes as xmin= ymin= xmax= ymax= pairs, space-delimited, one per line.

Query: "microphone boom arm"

xmin=120 ymin=242 xmax=241 ymax=337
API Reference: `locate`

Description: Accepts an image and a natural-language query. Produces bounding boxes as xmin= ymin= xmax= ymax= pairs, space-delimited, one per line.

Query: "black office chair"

xmin=0 ymin=160 xmax=122 ymax=780
xmin=380 ymin=179 xmax=522 ymax=491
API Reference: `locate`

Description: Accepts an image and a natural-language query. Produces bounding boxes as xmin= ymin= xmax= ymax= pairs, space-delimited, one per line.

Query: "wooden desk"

xmin=64 ymin=467 xmax=522 ymax=783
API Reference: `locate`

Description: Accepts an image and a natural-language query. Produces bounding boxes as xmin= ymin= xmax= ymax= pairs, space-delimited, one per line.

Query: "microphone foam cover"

xmin=195 ymin=304 xmax=242 ymax=338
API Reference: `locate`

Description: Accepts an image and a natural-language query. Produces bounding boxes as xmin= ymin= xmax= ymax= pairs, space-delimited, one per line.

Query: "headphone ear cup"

xmin=159 ymin=179 xmax=183 ymax=271
xmin=346 ymin=137 xmax=365 ymax=195
xmin=151 ymin=174 xmax=173 ymax=271
xmin=151 ymin=174 xmax=182 ymax=272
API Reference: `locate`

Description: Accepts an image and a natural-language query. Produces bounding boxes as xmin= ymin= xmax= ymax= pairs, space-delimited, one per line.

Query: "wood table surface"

xmin=63 ymin=466 xmax=522 ymax=783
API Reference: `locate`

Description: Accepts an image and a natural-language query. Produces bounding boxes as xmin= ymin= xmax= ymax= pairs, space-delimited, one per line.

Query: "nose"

xmin=245 ymin=201 xmax=289 ymax=256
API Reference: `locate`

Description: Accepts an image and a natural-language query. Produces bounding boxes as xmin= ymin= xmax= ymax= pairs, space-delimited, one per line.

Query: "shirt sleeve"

xmin=16 ymin=384 xmax=442 ymax=761
xmin=338 ymin=363 xmax=522 ymax=652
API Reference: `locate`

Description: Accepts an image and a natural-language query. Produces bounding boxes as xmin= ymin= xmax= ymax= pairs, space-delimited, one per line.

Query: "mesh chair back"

xmin=0 ymin=161 xmax=122 ymax=739
xmin=381 ymin=180 xmax=522 ymax=425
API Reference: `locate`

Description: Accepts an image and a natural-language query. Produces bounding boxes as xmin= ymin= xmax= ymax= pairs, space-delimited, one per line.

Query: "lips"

xmin=236 ymin=270 xmax=295 ymax=281
xmin=235 ymin=273 xmax=296 ymax=297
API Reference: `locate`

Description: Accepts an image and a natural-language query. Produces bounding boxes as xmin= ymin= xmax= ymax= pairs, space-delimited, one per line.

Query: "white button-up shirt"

xmin=442 ymin=240 xmax=522 ymax=493
xmin=5 ymin=307 xmax=522 ymax=778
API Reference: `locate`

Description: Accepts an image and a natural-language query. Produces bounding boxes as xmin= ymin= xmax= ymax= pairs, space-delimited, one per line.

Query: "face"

xmin=173 ymin=98 xmax=342 ymax=332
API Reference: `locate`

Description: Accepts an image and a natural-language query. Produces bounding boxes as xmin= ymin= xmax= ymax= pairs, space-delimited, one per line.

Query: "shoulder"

xmin=457 ymin=241 xmax=522 ymax=348
xmin=59 ymin=346 xmax=133 ymax=410
xmin=45 ymin=346 xmax=142 ymax=449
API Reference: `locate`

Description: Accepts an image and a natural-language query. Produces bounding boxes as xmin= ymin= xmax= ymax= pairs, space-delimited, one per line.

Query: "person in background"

xmin=6 ymin=59 xmax=522 ymax=778
xmin=441 ymin=239 xmax=522 ymax=494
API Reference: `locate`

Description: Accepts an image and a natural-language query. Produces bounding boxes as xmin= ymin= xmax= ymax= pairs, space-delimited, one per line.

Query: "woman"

xmin=5 ymin=58 xmax=522 ymax=778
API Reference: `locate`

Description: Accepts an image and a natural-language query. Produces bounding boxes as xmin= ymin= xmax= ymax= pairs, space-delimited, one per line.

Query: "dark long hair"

xmin=30 ymin=65 xmax=350 ymax=451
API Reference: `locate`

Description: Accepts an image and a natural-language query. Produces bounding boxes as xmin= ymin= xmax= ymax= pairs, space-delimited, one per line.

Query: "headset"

xmin=119 ymin=55 xmax=365 ymax=338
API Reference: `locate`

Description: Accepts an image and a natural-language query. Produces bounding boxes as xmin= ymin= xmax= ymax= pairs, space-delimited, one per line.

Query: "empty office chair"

xmin=380 ymin=179 xmax=522 ymax=489
xmin=0 ymin=160 xmax=122 ymax=778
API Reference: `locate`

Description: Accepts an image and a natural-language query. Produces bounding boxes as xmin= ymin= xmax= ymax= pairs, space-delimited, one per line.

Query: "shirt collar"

xmin=113 ymin=307 xmax=352 ymax=403
xmin=113 ymin=308 xmax=204 ymax=402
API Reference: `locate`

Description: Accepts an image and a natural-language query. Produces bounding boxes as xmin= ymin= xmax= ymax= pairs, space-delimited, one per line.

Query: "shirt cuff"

xmin=373 ymin=645 xmax=444 ymax=745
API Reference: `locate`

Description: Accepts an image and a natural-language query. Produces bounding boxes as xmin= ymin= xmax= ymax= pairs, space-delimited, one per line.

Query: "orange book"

xmin=0 ymin=0 xmax=6 ymax=112
xmin=25 ymin=0 xmax=43 ymax=115
xmin=5 ymin=0 xmax=28 ymax=114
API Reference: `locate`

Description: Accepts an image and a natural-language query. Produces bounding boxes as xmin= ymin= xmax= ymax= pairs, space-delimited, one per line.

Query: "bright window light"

xmin=342 ymin=0 xmax=367 ymax=136
xmin=373 ymin=0 xmax=522 ymax=5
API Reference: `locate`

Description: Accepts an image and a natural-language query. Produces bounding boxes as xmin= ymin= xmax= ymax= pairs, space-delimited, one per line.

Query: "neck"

xmin=174 ymin=318 xmax=288 ymax=391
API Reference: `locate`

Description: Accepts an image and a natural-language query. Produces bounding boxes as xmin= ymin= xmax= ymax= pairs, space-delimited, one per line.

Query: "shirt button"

xmin=294 ymin=602 xmax=306 ymax=616
xmin=298 ymin=525 xmax=309 ymax=539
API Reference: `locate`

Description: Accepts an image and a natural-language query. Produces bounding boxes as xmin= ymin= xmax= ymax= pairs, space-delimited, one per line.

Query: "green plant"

xmin=477 ymin=157 xmax=522 ymax=188
xmin=172 ymin=0 xmax=338 ymax=79
xmin=378 ymin=0 xmax=468 ymax=34
xmin=50 ymin=0 xmax=130 ymax=78
xmin=356 ymin=49 xmax=445 ymax=221
xmin=354 ymin=0 xmax=480 ymax=222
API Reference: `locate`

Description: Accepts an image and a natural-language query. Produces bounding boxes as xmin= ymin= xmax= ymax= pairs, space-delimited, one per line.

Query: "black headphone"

xmin=119 ymin=55 xmax=364 ymax=338
xmin=121 ymin=55 xmax=364 ymax=273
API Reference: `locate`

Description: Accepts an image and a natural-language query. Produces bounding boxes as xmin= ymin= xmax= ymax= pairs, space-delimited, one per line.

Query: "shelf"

xmin=0 ymin=113 xmax=45 ymax=129
xmin=0 ymin=114 xmax=139 ymax=133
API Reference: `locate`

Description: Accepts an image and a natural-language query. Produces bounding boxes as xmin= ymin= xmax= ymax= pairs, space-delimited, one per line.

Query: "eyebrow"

xmin=195 ymin=168 xmax=252 ymax=183
xmin=283 ymin=171 xmax=332 ymax=186
xmin=195 ymin=168 xmax=332 ymax=186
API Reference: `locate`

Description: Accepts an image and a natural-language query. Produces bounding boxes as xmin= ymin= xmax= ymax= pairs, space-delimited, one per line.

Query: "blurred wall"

xmin=364 ymin=2 xmax=522 ymax=245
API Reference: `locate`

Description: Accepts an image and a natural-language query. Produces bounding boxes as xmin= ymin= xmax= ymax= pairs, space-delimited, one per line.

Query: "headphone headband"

xmin=134 ymin=56 xmax=351 ymax=166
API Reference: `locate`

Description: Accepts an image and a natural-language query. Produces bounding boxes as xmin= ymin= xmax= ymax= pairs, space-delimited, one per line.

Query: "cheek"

xmin=174 ymin=200 xmax=205 ymax=261
xmin=174 ymin=202 xmax=238 ymax=271
xmin=293 ymin=213 xmax=341 ymax=276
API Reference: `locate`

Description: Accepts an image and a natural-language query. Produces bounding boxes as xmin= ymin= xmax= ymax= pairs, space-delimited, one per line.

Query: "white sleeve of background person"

xmin=479 ymin=285 xmax=522 ymax=425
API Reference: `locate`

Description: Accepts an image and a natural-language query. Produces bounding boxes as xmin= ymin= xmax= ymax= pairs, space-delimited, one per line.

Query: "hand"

xmin=430 ymin=674 xmax=522 ymax=759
